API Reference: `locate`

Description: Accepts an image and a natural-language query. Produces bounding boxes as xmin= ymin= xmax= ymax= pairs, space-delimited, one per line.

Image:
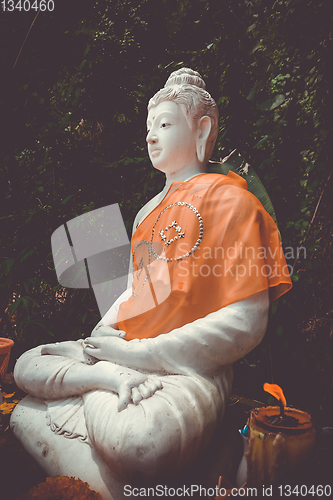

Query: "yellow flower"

xmin=0 ymin=400 xmax=20 ymax=415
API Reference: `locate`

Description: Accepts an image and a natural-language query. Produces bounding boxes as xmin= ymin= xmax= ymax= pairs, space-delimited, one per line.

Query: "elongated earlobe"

xmin=196 ymin=116 xmax=212 ymax=163
xmin=197 ymin=144 xmax=205 ymax=162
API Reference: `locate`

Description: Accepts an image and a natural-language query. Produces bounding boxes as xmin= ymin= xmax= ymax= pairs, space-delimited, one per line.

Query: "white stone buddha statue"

xmin=11 ymin=68 xmax=291 ymax=499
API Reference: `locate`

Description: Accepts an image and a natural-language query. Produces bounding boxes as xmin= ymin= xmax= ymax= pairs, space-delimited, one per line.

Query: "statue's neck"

xmin=165 ymin=165 xmax=206 ymax=188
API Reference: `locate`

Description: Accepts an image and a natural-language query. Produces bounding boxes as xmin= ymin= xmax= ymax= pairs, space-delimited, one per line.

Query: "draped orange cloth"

xmin=117 ymin=172 xmax=292 ymax=341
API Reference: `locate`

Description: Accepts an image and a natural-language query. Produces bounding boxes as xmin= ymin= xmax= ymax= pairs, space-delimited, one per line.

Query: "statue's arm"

xmin=13 ymin=344 xmax=162 ymax=410
xmin=84 ymin=290 xmax=269 ymax=376
xmin=150 ymin=289 xmax=269 ymax=376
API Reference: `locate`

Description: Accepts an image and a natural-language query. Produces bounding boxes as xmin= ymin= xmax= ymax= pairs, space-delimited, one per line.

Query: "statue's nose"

xmin=146 ymin=130 xmax=157 ymax=144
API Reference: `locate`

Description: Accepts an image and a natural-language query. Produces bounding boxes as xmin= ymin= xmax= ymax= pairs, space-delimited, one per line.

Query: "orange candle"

xmin=246 ymin=384 xmax=315 ymax=487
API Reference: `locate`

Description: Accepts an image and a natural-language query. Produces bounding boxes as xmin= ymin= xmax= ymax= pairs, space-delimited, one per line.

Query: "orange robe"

xmin=118 ymin=172 xmax=291 ymax=341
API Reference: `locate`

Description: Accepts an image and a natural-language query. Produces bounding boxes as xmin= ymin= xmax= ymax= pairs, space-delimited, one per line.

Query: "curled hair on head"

xmin=165 ymin=68 xmax=206 ymax=89
xmin=148 ymin=68 xmax=219 ymax=162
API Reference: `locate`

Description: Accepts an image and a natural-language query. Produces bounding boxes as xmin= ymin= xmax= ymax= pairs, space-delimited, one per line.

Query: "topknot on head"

xmin=164 ymin=68 xmax=206 ymax=90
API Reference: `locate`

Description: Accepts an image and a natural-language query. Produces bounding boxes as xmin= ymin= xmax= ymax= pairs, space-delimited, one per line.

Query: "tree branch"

xmin=13 ymin=10 xmax=41 ymax=70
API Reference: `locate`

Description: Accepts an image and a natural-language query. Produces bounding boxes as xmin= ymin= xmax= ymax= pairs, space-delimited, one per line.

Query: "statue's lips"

xmin=150 ymin=149 xmax=162 ymax=157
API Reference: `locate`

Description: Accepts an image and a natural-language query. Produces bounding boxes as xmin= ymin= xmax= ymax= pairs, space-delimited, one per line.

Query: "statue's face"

xmin=146 ymin=100 xmax=198 ymax=176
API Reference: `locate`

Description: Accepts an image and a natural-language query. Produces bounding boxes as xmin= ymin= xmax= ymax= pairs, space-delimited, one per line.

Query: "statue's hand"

xmin=91 ymin=361 xmax=163 ymax=411
xmin=91 ymin=323 xmax=127 ymax=339
xmin=117 ymin=372 xmax=163 ymax=412
xmin=83 ymin=336 xmax=126 ymax=363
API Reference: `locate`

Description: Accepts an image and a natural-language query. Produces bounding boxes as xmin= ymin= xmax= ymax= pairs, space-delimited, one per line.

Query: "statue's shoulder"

xmin=193 ymin=172 xmax=249 ymax=196
xmin=196 ymin=172 xmax=263 ymax=214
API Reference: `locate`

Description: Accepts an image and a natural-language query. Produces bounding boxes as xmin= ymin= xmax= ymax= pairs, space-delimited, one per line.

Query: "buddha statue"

xmin=11 ymin=68 xmax=292 ymax=499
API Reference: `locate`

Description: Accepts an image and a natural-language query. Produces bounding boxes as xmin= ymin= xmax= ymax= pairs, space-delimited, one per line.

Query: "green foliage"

xmin=208 ymin=149 xmax=278 ymax=225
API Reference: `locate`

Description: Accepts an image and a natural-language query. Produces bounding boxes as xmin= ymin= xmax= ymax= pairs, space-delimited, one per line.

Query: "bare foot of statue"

xmin=41 ymin=340 xmax=97 ymax=364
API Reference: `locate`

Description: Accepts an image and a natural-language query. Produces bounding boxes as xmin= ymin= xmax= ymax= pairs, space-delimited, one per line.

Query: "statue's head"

xmin=147 ymin=68 xmax=219 ymax=171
